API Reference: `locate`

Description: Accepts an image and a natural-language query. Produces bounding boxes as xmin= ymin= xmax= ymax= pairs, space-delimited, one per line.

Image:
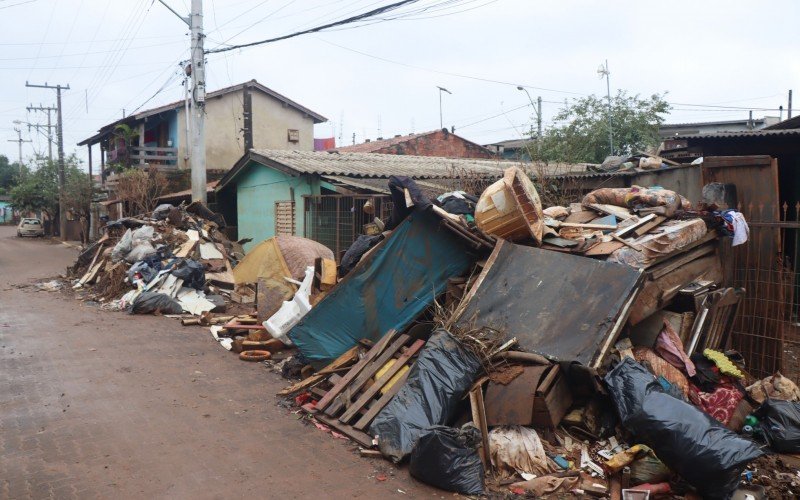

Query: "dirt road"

xmin=0 ymin=226 xmax=434 ymax=499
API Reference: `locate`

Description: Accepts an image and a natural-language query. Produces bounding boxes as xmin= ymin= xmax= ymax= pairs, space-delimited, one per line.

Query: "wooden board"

xmin=314 ymin=413 xmax=374 ymax=448
xmin=583 ymin=240 xmax=624 ymax=256
xmin=353 ymin=369 xmax=412 ymax=431
xmin=277 ymin=345 xmax=361 ymax=396
xmin=564 ymin=209 xmax=598 ymax=224
xmin=633 ymin=215 xmax=666 ymax=237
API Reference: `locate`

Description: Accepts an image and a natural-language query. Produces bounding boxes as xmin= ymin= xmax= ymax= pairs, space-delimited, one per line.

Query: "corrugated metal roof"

xmin=250 ymin=149 xmax=512 ymax=178
xmin=673 ymin=128 xmax=800 ymax=140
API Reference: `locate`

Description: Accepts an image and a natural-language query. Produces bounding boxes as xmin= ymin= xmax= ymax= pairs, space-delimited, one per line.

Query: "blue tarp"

xmin=288 ymin=209 xmax=478 ymax=368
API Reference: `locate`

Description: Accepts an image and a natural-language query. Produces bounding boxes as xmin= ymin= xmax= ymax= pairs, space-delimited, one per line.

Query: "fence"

xmin=303 ymin=195 xmax=393 ymax=259
xmin=729 ymin=201 xmax=799 ymax=379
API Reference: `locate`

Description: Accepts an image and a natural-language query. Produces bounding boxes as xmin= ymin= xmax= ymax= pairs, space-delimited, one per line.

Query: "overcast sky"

xmin=1 ymin=0 xmax=798 ymax=169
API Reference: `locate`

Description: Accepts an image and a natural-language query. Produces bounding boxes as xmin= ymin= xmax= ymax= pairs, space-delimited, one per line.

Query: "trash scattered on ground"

xmin=61 ymin=170 xmax=798 ymax=497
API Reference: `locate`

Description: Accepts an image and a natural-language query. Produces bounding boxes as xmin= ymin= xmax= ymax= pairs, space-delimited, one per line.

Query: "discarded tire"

xmin=239 ymin=350 xmax=271 ymax=362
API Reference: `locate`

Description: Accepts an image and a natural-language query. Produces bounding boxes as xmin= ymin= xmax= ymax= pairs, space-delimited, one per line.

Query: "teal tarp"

xmin=288 ymin=209 xmax=478 ymax=368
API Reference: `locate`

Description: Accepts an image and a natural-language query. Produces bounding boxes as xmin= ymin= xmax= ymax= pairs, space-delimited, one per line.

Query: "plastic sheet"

xmin=128 ymin=292 xmax=183 ymax=315
xmin=605 ymin=358 xmax=764 ymax=499
xmin=369 ymin=330 xmax=482 ymax=463
xmin=755 ymin=399 xmax=800 ymax=453
xmin=488 ymin=426 xmax=550 ymax=479
xmin=408 ymin=425 xmax=484 ymax=495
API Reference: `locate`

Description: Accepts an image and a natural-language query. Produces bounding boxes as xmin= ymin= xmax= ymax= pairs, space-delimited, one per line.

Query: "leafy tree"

xmin=536 ymin=91 xmax=671 ymax=164
xmin=10 ymin=155 xmax=91 ymax=232
xmin=113 ymin=123 xmax=139 ymax=169
xmin=0 ymin=154 xmax=22 ymax=194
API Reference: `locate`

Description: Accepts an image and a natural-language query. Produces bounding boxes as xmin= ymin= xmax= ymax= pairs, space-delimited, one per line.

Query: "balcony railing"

xmin=130 ymin=146 xmax=179 ymax=165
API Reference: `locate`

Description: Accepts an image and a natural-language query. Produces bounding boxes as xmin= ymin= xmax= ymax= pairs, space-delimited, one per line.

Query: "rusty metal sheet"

xmin=454 ymin=240 xmax=643 ymax=367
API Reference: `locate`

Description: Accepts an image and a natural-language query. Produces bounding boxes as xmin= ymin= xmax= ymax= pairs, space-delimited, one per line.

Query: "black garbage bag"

xmin=755 ymin=399 xmax=800 ymax=453
xmin=339 ymin=234 xmax=383 ymax=276
xmin=387 ymin=176 xmax=431 ymax=230
xmin=437 ymin=192 xmax=478 ymax=216
xmin=605 ymin=358 xmax=764 ymax=499
xmin=369 ymin=329 xmax=482 ymax=463
xmin=409 ymin=425 xmax=484 ymax=495
xmin=171 ymin=259 xmax=205 ymax=290
xmin=128 ymin=292 xmax=183 ymax=315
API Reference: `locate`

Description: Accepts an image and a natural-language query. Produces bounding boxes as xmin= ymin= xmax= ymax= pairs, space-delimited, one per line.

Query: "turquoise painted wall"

xmin=0 ymin=201 xmax=12 ymax=223
xmin=236 ymin=161 xmax=321 ymax=252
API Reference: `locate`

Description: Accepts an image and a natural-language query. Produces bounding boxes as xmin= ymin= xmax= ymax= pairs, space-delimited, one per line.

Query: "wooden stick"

xmin=610 ymin=233 xmax=641 ymax=251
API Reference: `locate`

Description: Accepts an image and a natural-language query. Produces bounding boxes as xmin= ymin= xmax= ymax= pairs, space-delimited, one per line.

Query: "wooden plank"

xmin=558 ymin=221 xmax=617 ymax=230
xmin=587 ymin=203 xmax=633 ymax=220
xmin=615 ymin=214 xmax=656 ymax=237
xmin=648 ymin=243 xmax=716 ymax=280
xmin=353 ymin=369 xmax=412 ymax=431
xmin=314 ymin=330 xmax=399 ymax=411
xmin=564 ymin=209 xmax=598 ymax=224
xmin=583 ymin=240 xmax=624 ymax=256
xmin=314 ymin=413 xmax=374 ymax=448
xmin=610 ymin=233 xmax=641 ymax=251
xmin=632 ymin=215 xmax=666 ymax=237
xmin=469 ymin=385 xmax=492 ymax=472
xmin=642 ymin=230 xmax=718 ymax=269
xmin=339 ymin=339 xmax=425 ymax=424
xmin=325 ymin=334 xmax=409 ymax=417
xmin=277 ymin=345 xmax=361 ymax=396
xmin=175 ymin=239 xmax=197 ymax=258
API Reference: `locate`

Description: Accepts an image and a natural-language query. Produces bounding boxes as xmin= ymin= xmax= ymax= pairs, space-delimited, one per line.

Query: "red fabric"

xmin=690 ymin=379 xmax=743 ymax=425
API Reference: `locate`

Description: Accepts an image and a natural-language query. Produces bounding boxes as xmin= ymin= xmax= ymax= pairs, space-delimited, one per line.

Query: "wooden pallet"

xmin=307 ymin=329 xmax=425 ymax=442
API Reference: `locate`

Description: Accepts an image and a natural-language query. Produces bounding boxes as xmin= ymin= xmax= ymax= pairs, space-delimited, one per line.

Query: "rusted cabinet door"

xmin=702 ymin=155 xmax=786 ymax=377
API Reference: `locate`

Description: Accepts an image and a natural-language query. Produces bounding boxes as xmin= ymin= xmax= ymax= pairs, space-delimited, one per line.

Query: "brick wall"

xmin=376 ymin=130 xmax=496 ymax=159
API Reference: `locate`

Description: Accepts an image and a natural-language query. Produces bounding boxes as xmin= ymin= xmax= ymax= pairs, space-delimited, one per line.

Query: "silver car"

xmin=17 ymin=218 xmax=45 ymax=237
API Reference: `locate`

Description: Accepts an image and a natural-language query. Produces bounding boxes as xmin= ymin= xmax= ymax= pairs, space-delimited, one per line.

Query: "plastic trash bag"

xmin=128 ymin=261 xmax=159 ymax=284
xmin=754 ymin=399 xmax=800 ymax=453
xmin=605 ymin=358 xmax=764 ymax=499
xmin=409 ymin=425 xmax=484 ymax=495
xmin=339 ymin=234 xmax=383 ymax=276
xmin=111 ymin=229 xmax=133 ymax=262
xmin=369 ymin=329 xmax=482 ymax=463
xmin=151 ymin=204 xmax=174 ymax=220
xmin=128 ymin=292 xmax=183 ymax=315
xmin=488 ymin=426 xmax=550 ymax=479
xmin=171 ymin=259 xmax=205 ymax=290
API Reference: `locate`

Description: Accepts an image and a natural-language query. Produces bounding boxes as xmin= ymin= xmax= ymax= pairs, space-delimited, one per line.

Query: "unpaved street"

xmin=0 ymin=225 xmax=432 ymax=499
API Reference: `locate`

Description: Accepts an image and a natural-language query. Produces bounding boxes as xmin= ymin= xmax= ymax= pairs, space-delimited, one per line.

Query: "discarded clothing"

xmin=716 ymin=209 xmax=749 ymax=246
xmin=436 ymin=191 xmax=477 ymax=216
xmin=339 ymin=234 xmax=383 ymax=277
xmin=387 ymin=176 xmax=431 ymax=230
xmin=689 ymin=380 xmax=744 ymax=426
xmin=510 ymin=474 xmax=580 ymax=496
xmin=633 ymin=346 xmax=690 ymax=398
xmin=655 ymin=320 xmax=695 ymax=377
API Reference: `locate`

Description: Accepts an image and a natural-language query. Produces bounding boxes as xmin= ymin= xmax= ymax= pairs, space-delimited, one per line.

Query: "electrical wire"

xmin=206 ymin=0 xmax=422 ymax=54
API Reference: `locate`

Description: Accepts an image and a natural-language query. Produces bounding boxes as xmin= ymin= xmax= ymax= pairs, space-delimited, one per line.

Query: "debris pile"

xmin=264 ymin=168 xmax=796 ymax=498
xmin=70 ymin=202 xmax=247 ymax=316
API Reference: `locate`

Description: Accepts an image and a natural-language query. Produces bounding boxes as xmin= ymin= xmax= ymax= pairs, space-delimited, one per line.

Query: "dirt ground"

xmin=0 ymin=225 xmax=438 ymax=499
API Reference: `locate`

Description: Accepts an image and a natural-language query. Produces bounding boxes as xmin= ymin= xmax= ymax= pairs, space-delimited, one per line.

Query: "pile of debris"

xmin=263 ymin=168 xmax=799 ymax=498
xmin=70 ymin=202 xmax=247 ymax=317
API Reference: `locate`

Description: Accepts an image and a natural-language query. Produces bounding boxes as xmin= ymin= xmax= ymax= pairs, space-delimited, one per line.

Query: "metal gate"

xmin=303 ymin=195 xmax=392 ymax=260
xmin=703 ymin=156 xmax=799 ymax=378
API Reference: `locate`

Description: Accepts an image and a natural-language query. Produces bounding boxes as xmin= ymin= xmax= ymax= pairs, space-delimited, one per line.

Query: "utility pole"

xmin=26 ymin=81 xmax=69 ymax=239
xmin=789 ymin=89 xmax=793 ymax=119
xmin=26 ymin=104 xmax=57 ymax=161
xmin=517 ymin=86 xmax=543 ymax=154
xmin=437 ymin=86 xmax=452 ymax=130
xmin=7 ymin=127 xmax=32 ymax=174
xmin=157 ymin=0 xmax=206 ymax=203
xmin=598 ymin=60 xmax=613 ymax=156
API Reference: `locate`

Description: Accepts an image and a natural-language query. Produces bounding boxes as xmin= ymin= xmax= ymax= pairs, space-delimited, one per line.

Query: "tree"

xmin=536 ymin=91 xmax=671 ymax=164
xmin=114 ymin=166 xmax=167 ymax=216
xmin=10 ymin=154 xmax=90 ymax=234
xmin=0 ymin=154 xmax=22 ymax=194
xmin=113 ymin=123 xmax=139 ymax=169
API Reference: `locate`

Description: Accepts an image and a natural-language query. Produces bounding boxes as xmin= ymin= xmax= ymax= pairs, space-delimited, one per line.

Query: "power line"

xmin=206 ymin=0 xmax=422 ymax=54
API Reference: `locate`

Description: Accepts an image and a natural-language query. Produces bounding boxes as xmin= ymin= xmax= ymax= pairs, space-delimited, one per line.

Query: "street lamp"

xmin=516 ymin=86 xmax=542 ymax=146
xmin=437 ymin=86 xmax=452 ymax=129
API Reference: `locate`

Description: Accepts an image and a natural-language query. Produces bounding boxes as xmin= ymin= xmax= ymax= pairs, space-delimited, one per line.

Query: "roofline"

xmin=78 ymin=80 xmax=327 ymax=146
xmin=334 ymin=129 xmax=497 ymax=156
xmin=215 ymin=150 xmax=305 ymax=192
xmin=660 ymin=117 xmax=776 ymax=129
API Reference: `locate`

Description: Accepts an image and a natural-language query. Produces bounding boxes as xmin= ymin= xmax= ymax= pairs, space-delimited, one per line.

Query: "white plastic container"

xmin=263 ymin=266 xmax=314 ymax=344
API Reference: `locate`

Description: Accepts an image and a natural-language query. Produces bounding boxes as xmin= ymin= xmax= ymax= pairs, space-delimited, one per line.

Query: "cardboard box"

xmin=484 ymin=364 xmax=572 ymax=428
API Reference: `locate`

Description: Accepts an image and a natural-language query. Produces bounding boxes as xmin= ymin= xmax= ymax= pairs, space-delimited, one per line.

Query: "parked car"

xmin=17 ymin=218 xmax=44 ymax=237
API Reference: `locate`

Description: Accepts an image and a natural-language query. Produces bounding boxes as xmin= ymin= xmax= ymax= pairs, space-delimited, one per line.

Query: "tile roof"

xmin=672 ymin=128 xmax=800 ymax=140
xmin=331 ymin=131 xmax=438 ymax=153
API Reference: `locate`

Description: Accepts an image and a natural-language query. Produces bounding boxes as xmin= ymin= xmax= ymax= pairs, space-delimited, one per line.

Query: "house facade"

xmin=77 ymin=80 xmax=326 ymax=183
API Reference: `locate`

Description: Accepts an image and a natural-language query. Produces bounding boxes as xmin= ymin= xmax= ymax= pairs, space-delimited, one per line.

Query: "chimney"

xmin=394 ymin=134 xmax=401 ymax=138
xmin=365 ymin=139 xmax=371 ymax=143
xmin=377 ymin=137 xmax=383 ymax=140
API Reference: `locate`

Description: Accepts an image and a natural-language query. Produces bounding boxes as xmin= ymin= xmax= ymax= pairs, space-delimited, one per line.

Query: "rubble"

xmin=65 ymin=166 xmax=798 ymax=497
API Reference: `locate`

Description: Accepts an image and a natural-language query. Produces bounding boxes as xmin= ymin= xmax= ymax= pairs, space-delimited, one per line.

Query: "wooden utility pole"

xmin=26 ymin=104 xmax=57 ymax=161
xmin=157 ymin=0 xmax=206 ymax=203
xmin=7 ymin=127 xmax=31 ymax=174
xmin=26 ymin=82 xmax=69 ymax=239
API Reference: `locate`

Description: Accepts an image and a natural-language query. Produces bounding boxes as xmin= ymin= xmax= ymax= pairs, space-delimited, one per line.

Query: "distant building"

xmin=333 ymin=129 xmax=497 ymax=159
xmin=659 ymin=116 xmax=780 ymax=139
xmin=483 ymin=138 xmax=537 ymax=161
